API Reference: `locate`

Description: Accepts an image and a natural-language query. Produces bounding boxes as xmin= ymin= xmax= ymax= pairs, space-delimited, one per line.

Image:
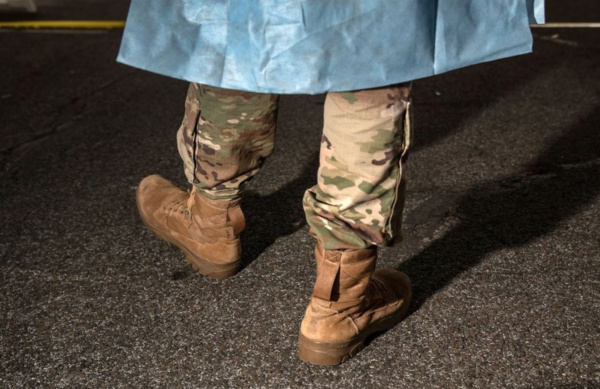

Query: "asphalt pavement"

xmin=1 ymin=1 xmax=599 ymax=388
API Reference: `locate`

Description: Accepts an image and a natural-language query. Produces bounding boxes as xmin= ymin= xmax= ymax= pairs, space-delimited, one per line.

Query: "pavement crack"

xmin=0 ymin=70 xmax=138 ymax=179
xmin=4 ymin=69 xmax=138 ymax=129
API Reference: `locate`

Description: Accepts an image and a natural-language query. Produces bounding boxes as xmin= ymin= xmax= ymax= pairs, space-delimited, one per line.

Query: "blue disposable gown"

xmin=117 ymin=0 xmax=545 ymax=94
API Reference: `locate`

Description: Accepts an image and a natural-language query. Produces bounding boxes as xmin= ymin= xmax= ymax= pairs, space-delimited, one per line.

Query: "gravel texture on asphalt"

xmin=1 ymin=1 xmax=599 ymax=388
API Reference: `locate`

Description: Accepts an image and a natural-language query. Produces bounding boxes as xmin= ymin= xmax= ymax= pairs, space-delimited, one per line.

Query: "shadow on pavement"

xmin=399 ymin=105 xmax=600 ymax=312
xmin=240 ymin=152 xmax=319 ymax=269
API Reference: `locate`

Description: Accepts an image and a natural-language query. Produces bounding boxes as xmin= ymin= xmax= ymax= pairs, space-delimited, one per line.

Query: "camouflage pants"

xmin=177 ymin=83 xmax=412 ymax=250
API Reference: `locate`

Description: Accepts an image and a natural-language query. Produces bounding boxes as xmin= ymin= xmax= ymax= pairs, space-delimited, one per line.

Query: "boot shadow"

xmin=398 ymin=106 xmax=600 ymax=313
xmin=239 ymin=152 xmax=320 ymax=270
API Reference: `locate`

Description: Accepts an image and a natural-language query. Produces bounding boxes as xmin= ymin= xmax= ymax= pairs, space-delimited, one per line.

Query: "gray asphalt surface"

xmin=1 ymin=1 xmax=600 ymax=388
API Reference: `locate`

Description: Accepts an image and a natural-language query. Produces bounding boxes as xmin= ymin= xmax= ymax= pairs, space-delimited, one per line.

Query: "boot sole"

xmin=298 ymin=286 xmax=412 ymax=366
xmin=136 ymin=193 xmax=240 ymax=280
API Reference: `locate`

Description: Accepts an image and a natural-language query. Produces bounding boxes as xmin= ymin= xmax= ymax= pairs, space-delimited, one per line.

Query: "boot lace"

xmin=165 ymin=190 xmax=194 ymax=219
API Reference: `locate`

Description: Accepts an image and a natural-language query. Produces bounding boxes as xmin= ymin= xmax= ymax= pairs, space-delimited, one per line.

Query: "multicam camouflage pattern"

xmin=302 ymin=84 xmax=412 ymax=249
xmin=177 ymin=82 xmax=412 ymax=249
xmin=177 ymin=83 xmax=279 ymax=200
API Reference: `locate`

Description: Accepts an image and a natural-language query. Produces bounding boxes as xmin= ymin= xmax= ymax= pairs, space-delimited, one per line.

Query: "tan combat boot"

xmin=135 ymin=175 xmax=245 ymax=279
xmin=299 ymin=242 xmax=412 ymax=365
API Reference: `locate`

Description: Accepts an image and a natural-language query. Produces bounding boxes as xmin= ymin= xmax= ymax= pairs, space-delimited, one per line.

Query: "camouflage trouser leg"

xmin=177 ymin=83 xmax=280 ymax=200
xmin=303 ymin=84 xmax=413 ymax=250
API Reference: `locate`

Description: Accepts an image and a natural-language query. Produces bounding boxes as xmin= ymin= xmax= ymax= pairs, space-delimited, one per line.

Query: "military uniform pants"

xmin=177 ymin=83 xmax=412 ymax=250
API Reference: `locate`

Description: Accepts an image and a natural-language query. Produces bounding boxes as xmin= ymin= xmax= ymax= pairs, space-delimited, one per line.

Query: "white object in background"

xmin=0 ymin=0 xmax=37 ymax=13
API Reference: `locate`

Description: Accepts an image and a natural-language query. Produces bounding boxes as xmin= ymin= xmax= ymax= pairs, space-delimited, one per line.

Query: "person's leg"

xmin=137 ymin=83 xmax=279 ymax=279
xmin=303 ymin=84 xmax=412 ymax=249
xmin=177 ymin=83 xmax=280 ymax=200
xmin=299 ymin=83 xmax=413 ymax=365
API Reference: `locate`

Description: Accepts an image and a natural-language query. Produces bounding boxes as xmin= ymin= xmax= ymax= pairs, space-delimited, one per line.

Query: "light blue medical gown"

xmin=117 ymin=0 xmax=545 ymax=94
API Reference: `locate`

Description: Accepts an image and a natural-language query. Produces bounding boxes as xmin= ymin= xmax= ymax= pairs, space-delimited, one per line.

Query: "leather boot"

xmin=299 ymin=242 xmax=411 ymax=365
xmin=135 ymin=175 xmax=245 ymax=279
